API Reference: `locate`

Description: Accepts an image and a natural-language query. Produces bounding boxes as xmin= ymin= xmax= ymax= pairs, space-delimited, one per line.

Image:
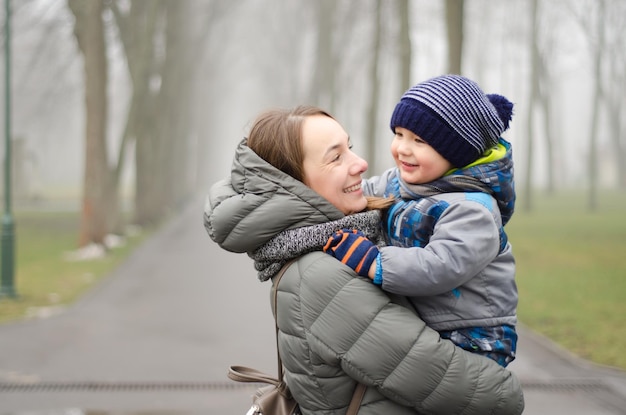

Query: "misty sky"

xmin=0 ymin=0 xmax=621 ymax=206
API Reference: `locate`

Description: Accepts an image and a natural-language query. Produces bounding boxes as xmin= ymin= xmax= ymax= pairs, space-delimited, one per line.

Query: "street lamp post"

xmin=0 ymin=0 xmax=16 ymax=299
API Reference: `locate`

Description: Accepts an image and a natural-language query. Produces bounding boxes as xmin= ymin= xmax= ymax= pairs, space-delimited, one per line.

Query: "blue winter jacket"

xmin=362 ymin=140 xmax=518 ymax=333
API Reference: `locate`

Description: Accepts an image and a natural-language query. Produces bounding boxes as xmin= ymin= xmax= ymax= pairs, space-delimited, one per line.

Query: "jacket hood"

xmin=453 ymin=138 xmax=515 ymax=225
xmin=204 ymin=138 xmax=345 ymax=254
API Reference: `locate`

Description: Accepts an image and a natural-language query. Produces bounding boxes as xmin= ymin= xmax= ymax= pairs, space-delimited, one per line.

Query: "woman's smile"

xmin=343 ymin=182 xmax=362 ymax=193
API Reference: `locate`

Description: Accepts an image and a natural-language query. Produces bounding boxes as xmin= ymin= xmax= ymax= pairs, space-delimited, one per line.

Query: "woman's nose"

xmin=352 ymin=153 xmax=368 ymax=175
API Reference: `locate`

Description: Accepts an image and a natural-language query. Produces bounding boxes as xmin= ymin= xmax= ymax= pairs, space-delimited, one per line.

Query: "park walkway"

xmin=1 ymin=197 xmax=625 ymax=414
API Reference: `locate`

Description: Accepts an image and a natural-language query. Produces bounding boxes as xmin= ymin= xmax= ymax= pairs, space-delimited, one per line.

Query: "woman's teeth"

xmin=343 ymin=183 xmax=361 ymax=193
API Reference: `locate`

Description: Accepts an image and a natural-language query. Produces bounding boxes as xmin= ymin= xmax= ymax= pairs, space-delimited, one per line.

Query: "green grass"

xmin=509 ymin=190 xmax=626 ymax=370
xmin=0 ymin=211 xmax=150 ymax=324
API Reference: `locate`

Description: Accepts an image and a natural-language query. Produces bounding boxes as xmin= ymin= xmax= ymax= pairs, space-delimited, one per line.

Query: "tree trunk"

xmin=605 ymin=15 xmax=626 ymax=190
xmin=588 ymin=72 xmax=601 ymax=211
xmin=108 ymin=0 xmax=160 ymax=231
xmin=68 ymin=0 xmax=111 ymax=247
xmin=445 ymin=0 xmax=464 ymax=75
xmin=397 ymin=0 xmax=411 ymax=93
xmin=587 ymin=0 xmax=606 ymax=212
xmin=365 ymin=0 xmax=382 ymax=175
xmin=529 ymin=0 xmax=556 ymax=195
xmin=523 ymin=0 xmax=539 ymax=212
xmin=110 ymin=0 xmax=163 ymax=225
xmin=113 ymin=1 xmax=203 ymax=224
xmin=311 ymin=0 xmax=335 ymax=111
xmin=538 ymin=80 xmax=556 ymax=194
xmin=608 ymin=94 xmax=626 ymax=190
xmin=158 ymin=0 xmax=195 ymax=211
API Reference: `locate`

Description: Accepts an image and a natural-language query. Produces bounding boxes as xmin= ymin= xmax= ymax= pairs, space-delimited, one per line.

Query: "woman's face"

xmin=302 ymin=115 xmax=369 ymax=215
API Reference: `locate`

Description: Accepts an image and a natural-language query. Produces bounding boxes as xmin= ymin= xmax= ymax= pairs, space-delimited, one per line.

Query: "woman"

xmin=204 ymin=106 xmax=524 ymax=414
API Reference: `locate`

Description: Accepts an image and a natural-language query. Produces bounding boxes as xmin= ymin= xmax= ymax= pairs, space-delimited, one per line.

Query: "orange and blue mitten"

xmin=323 ymin=229 xmax=379 ymax=278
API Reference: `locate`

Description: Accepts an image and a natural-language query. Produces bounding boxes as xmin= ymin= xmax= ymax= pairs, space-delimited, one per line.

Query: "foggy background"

xmin=1 ymin=0 xmax=624 ymax=247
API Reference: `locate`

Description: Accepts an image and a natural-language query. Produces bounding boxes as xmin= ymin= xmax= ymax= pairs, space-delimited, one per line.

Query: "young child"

xmin=324 ymin=74 xmax=518 ymax=366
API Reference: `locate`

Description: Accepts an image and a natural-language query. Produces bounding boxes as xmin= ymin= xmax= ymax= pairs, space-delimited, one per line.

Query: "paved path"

xmin=1 ymin=198 xmax=625 ymax=414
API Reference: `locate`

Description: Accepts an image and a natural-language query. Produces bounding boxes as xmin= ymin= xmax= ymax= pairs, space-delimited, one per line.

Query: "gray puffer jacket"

xmin=205 ymin=139 xmax=524 ymax=414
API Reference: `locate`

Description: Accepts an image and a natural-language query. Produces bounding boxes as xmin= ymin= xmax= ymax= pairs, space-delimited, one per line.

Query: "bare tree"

xmin=108 ymin=1 xmax=161 ymax=225
xmin=586 ymin=2 xmax=603 ymax=211
xmin=570 ymin=0 xmax=607 ymax=210
xmin=363 ymin=0 xmax=383 ymax=174
xmin=311 ymin=0 xmax=336 ymax=111
xmin=522 ymin=0 xmax=539 ymax=211
xmin=601 ymin=1 xmax=626 ymax=190
xmin=535 ymin=0 xmax=558 ymax=195
xmin=110 ymin=1 xmax=205 ymax=225
xmin=445 ymin=0 xmax=464 ymax=74
xmin=396 ymin=0 xmax=411 ymax=93
xmin=523 ymin=0 xmax=561 ymax=206
xmin=156 ymin=0 xmax=197 ymax=211
xmin=67 ymin=0 xmax=112 ymax=247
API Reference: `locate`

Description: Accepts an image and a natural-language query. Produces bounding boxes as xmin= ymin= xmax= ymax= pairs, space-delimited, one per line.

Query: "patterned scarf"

xmin=250 ymin=210 xmax=383 ymax=281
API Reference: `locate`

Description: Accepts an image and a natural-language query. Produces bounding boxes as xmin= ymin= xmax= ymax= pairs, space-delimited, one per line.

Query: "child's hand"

xmin=323 ymin=229 xmax=379 ymax=278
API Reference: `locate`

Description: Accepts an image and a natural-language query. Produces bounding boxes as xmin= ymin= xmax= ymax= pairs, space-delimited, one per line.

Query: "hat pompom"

xmin=487 ymin=94 xmax=513 ymax=131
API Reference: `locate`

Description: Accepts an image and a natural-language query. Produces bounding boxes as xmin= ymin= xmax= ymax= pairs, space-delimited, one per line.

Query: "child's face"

xmin=391 ymin=127 xmax=453 ymax=185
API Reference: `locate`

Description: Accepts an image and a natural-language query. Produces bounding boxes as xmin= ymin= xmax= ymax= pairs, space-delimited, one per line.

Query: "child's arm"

xmin=323 ymin=199 xmax=502 ymax=297
xmin=379 ymin=200 xmax=501 ymax=296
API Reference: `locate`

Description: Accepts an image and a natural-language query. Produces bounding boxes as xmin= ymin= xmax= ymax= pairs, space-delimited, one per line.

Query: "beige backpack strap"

xmin=272 ymin=259 xmax=297 ymax=382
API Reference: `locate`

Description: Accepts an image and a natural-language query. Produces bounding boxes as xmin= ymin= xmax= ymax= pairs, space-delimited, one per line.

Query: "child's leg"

xmin=439 ymin=325 xmax=517 ymax=367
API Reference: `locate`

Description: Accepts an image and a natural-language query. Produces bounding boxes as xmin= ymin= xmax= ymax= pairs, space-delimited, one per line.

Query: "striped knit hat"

xmin=390 ymin=75 xmax=514 ymax=168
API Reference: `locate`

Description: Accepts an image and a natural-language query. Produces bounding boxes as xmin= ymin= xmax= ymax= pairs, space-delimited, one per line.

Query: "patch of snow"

xmin=63 ymin=243 xmax=106 ymax=261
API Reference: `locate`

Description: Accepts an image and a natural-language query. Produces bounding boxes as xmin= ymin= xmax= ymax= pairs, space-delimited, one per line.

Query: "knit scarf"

xmin=250 ymin=210 xmax=383 ymax=282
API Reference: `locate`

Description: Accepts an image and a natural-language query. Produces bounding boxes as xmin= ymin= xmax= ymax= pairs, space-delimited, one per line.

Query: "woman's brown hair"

xmin=247 ymin=105 xmax=332 ymax=182
xmin=247 ymin=105 xmax=395 ymax=211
